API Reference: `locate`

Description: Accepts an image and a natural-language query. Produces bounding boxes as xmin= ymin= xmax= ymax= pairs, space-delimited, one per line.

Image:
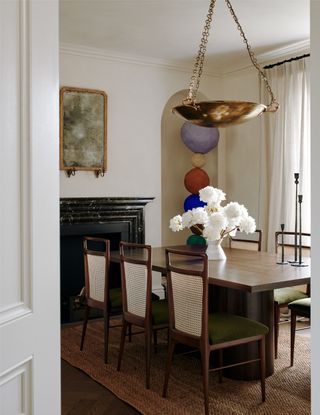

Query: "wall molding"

xmin=222 ymin=39 xmax=310 ymax=76
xmin=60 ymin=39 xmax=310 ymax=79
xmin=60 ymin=42 xmax=221 ymax=78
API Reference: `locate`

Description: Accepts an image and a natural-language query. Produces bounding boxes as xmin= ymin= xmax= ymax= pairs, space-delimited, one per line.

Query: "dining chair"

xmin=117 ymin=242 xmax=169 ymax=389
xmin=80 ymin=237 xmax=124 ymax=364
xmin=163 ymin=248 xmax=269 ymax=415
xmin=288 ymin=297 xmax=311 ymax=366
xmin=229 ymin=229 xmax=262 ymax=251
xmin=274 ymin=231 xmax=310 ymax=358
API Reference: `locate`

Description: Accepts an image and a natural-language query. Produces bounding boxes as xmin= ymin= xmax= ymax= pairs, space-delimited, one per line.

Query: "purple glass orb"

xmin=181 ymin=122 xmax=219 ymax=154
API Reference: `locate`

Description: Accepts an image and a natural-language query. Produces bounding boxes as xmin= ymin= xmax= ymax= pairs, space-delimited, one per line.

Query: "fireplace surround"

xmin=60 ymin=197 xmax=154 ymax=323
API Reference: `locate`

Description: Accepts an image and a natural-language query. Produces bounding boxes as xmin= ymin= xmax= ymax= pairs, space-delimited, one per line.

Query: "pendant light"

xmin=173 ymin=0 xmax=279 ymax=127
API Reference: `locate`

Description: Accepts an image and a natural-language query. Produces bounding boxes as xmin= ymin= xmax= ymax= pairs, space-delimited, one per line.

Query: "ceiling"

xmin=60 ymin=0 xmax=310 ymax=73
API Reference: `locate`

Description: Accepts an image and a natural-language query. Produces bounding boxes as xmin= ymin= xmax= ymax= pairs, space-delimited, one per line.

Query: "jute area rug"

xmin=61 ymin=320 xmax=310 ymax=415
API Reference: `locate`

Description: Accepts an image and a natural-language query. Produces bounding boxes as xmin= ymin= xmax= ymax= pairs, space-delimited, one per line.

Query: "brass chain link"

xmin=224 ymin=0 xmax=279 ymax=111
xmin=184 ymin=0 xmax=279 ymax=112
xmin=184 ymin=0 xmax=216 ymax=106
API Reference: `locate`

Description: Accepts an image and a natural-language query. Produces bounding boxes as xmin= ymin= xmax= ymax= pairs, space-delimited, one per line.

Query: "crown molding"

xmin=221 ymin=39 xmax=310 ymax=76
xmin=60 ymin=42 xmax=221 ymax=78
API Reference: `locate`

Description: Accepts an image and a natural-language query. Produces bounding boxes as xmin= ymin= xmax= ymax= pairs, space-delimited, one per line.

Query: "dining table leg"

xmin=210 ymin=285 xmax=274 ymax=380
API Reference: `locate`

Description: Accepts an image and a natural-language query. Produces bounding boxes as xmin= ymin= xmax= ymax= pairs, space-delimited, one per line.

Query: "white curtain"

xmin=259 ymin=57 xmax=310 ymax=252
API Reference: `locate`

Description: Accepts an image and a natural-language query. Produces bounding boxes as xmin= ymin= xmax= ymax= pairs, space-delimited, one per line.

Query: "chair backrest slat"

xmin=83 ymin=237 xmax=110 ymax=309
xmin=166 ymin=248 xmax=208 ymax=340
xmin=171 ymin=271 xmax=204 ymax=337
xmin=124 ymin=261 xmax=147 ymax=317
xmin=87 ymin=254 xmax=106 ymax=302
xmin=229 ymin=229 xmax=262 ymax=251
xmin=120 ymin=242 xmax=152 ymax=320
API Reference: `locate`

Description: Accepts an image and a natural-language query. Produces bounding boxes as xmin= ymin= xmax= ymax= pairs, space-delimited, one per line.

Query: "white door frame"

xmin=0 ymin=1 xmax=60 ymax=413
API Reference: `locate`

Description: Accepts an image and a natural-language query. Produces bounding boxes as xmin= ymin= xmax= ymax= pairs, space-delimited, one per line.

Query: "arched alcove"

xmin=161 ymin=90 xmax=219 ymax=245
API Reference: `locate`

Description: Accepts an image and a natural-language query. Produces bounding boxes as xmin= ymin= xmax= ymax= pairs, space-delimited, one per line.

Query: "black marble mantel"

xmin=60 ymin=197 xmax=154 ymax=243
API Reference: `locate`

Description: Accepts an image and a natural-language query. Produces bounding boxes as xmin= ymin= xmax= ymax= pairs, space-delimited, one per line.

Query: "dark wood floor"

xmin=61 ymin=359 xmax=141 ymax=415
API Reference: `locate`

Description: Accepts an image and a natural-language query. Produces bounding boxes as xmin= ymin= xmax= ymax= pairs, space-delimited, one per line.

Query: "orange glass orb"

xmin=184 ymin=168 xmax=210 ymax=194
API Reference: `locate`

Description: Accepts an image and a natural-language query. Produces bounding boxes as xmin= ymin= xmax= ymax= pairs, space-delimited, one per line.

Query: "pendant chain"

xmin=184 ymin=0 xmax=279 ymax=112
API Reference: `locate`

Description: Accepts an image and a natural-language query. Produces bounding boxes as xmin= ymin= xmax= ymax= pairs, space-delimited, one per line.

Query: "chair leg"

xmin=200 ymin=347 xmax=210 ymax=415
xmin=104 ymin=309 xmax=110 ymax=364
xmin=162 ymin=336 xmax=175 ymax=398
xmin=274 ymin=302 xmax=280 ymax=359
xmin=259 ymin=337 xmax=266 ymax=402
xmin=80 ymin=305 xmax=90 ymax=351
xmin=153 ymin=329 xmax=158 ymax=353
xmin=128 ymin=323 xmax=132 ymax=343
xmin=117 ymin=319 xmax=128 ymax=371
xmin=290 ymin=311 xmax=297 ymax=367
xmin=218 ymin=349 xmax=223 ymax=383
xmin=145 ymin=326 xmax=152 ymax=389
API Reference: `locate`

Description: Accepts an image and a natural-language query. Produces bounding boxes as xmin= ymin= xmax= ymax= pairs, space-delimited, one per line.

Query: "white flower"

xmin=203 ymin=225 xmax=222 ymax=242
xmin=191 ymin=207 xmax=208 ymax=225
xmin=239 ymin=215 xmax=256 ymax=234
xmin=199 ymin=186 xmax=226 ymax=207
xmin=223 ymin=202 xmax=243 ymax=227
xmin=169 ymin=186 xmax=256 ymax=243
xmin=169 ymin=215 xmax=183 ymax=232
xmin=181 ymin=211 xmax=193 ymax=228
xmin=207 ymin=212 xmax=228 ymax=230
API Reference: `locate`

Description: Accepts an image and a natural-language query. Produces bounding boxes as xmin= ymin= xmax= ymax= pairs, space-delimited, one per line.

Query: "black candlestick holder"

xmin=292 ymin=194 xmax=308 ymax=268
xmin=277 ymin=223 xmax=288 ymax=265
xmin=289 ymin=173 xmax=299 ymax=264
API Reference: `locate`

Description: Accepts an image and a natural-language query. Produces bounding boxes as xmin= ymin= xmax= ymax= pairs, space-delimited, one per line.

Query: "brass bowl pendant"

xmin=173 ymin=100 xmax=267 ymax=128
xmin=174 ymin=0 xmax=279 ymax=128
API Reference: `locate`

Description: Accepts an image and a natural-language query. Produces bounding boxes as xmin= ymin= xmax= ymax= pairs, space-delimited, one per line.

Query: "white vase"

xmin=206 ymin=240 xmax=226 ymax=261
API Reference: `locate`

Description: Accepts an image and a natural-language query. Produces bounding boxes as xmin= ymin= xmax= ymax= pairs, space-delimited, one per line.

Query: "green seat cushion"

xmin=109 ymin=288 xmax=160 ymax=310
xmin=288 ymin=297 xmax=311 ymax=315
xmin=152 ymin=299 xmax=169 ymax=326
xmin=274 ymin=287 xmax=308 ymax=305
xmin=109 ymin=287 xmax=122 ymax=309
xmin=208 ymin=313 xmax=269 ymax=345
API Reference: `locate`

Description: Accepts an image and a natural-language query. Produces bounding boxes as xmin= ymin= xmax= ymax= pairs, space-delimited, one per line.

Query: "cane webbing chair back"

xmin=119 ymin=242 xmax=152 ymax=321
xmin=123 ymin=261 xmax=148 ymax=317
xmin=166 ymin=249 xmax=208 ymax=340
xmin=84 ymin=237 xmax=109 ymax=308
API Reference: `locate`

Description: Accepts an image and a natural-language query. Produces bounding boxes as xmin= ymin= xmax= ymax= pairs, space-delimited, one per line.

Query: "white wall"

xmin=60 ymin=48 xmax=219 ymax=246
xmin=222 ymin=68 xmax=261 ymax=223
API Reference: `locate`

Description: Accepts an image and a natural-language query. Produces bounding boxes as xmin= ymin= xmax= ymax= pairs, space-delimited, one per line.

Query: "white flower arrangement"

xmin=169 ymin=186 xmax=256 ymax=242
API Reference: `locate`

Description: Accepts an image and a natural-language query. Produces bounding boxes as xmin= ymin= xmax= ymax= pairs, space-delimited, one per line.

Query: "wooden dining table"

xmin=110 ymin=244 xmax=311 ymax=380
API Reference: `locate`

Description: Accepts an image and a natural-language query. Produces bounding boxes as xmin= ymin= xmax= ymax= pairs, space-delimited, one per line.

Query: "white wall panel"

xmin=0 ymin=358 xmax=32 ymax=415
xmin=0 ymin=0 xmax=31 ymax=324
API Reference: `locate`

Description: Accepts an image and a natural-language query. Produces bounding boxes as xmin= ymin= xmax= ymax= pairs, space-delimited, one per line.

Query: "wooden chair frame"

xmin=163 ymin=248 xmax=266 ymax=415
xmin=274 ymin=231 xmax=310 ymax=358
xmin=289 ymin=300 xmax=311 ymax=366
xmin=117 ymin=242 xmax=168 ymax=389
xmin=80 ymin=237 xmax=123 ymax=363
xmin=229 ymin=229 xmax=262 ymax=251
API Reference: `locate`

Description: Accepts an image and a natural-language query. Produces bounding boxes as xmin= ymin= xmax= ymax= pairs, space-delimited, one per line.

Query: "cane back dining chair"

xmin=80 ymin=237 xmax=124 ymax=363
xmin=117 ymin=242 xmax=169 ymax=389
xmin=274 ymin=231 xmax=310 ymax=358
xmin=288 ymin=297 xmax=311 ymax=366
xmin=163 ymin=248 xmax=269 ymax=415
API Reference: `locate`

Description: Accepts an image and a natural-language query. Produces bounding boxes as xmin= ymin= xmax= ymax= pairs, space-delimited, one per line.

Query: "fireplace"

xmin=60 ymin=197 xmax=153 ymax=323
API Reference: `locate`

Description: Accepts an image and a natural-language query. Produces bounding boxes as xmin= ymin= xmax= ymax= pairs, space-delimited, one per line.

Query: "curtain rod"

xmin=264 ymin=53 xmax=310 ymax=70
